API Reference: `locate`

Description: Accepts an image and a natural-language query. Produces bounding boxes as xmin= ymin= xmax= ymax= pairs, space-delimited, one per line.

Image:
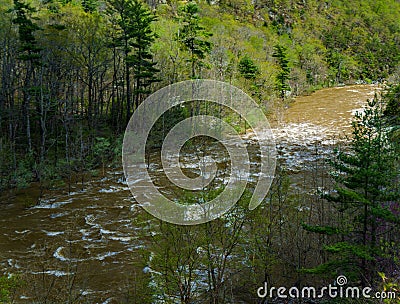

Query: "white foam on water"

xmin=100 ymin=228 xmax=115 ymax=235
xmin=54 ymin=246 xmax=106 ymax=262
xmin=98 ymin=188 xmax=114 ymax=193
xmin=32 ymin=198 xmax=72 ymax=209
xmin=15 ymin=230 xmax=30 ymax=234
xmin=85 ymin=214 xmax=97 ymax=226
xmin=7 ymin=259 xmax=20 ymax=269
xmin=117 ymin=177 xmax=126 ymax=184
xmin=109 ymin=236 xmax=131 ymax=242
xmin=81 ymin=289 xmax=97 ymax=296
xmin=42 ymin=230 xmax=64 ymax=236
xmin=80 ymin=228 xmax=91 ymax=238
xmin=272 ymin=123 xmax=336 ymax=145
xmin=98 ymin=185 xmax=129 ymax=193
xmin=129 ymin=244 xmax=146 ymax=250
xmin=53 ymin=246 xmax=68 ymax=262
xmin=53 ymin=246 xmax=85 ymax=263
xmin=50 ymin=212 xmax=68 ymax=219
xmin=67 ymin=190 xmax=87 ymax=196
xmin=249 ymin=122 xmax=346 ymax=172
xmin=31 ymin=270 xmax=70 ymax=277
xmin=96 ymin=251 xmax=120 ymax=261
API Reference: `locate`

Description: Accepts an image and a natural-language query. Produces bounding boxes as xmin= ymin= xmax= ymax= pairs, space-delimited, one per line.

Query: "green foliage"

xmin=326 ymin=50 xmax=354 ymax=84
xmin=107 ymin=0 xmax=159 ymax=122
xmin=13 ymin=153 xmax=34 ymax=189
xmin=238 ymin=54 xmax=259 ymax=80
xmin=0 ymin=275 xmax=21 ymax=303
xmin=303 ymin=95 xmax=400 ymax=284
xmin=272 ymin=44 xmax=291 ymax=99
xmin=302 ymin=223 xmax=340 ymax=236
xmin=319 ymin=1 xmax=400 ymax=82
xmin=0 ymin=0 xmax=400 ymax=301
xmin=11 ymin=0 xmax=42 ymax=61
xmin=93 ymin=137 xmax=111 ymax=158
xmin=175 ymin=2 xmax=212 ymax=78
xmin=1 ymin=0 xmax=400 ymax=198
xmin=146 ymin=105 xmax=188 ymax=149
xmin=124 ymin=0 xmax=159 ymax=106
xmin=111 ymin=135 xmax=123 ymax=167
xmin=378 ymin=272 xmax=400 ymax=304
xmin=81 ymin=0 xmax=97 ymax=12
xmin=92 ymin=137 xmax=111 ymax=175
xmin=34 ymin=160 xmax=66 ymax=190
xmin=384 ymin=84 xmax=400 ymax=126
xmin=145 ymin=189 xmax=253 ymax=303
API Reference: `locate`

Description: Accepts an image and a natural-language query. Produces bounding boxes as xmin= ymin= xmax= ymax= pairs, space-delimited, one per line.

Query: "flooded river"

xmin=0 ymin=84 xmax=381 ymax=303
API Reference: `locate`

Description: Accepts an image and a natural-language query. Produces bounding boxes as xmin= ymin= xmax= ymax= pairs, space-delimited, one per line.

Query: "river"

xmin=0 ymin=84 xmax=381 ymax=303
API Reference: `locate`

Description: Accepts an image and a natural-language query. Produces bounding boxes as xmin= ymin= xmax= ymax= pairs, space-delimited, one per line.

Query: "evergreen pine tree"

xmin=238 ymin=55 xmax=259 ymax=80
xmin=82 ymin=0 xmax=98 ymax=13
xmin=238 ymin=54 xmax=262 ymax=100
xmin=107 ymin=0 xmax=159 ymax=124
xmin=303 ymin=95 xmax=400 ymax=286
xmin=272 ymin=44 xmax=290 ymax=100
xmin=175 ymin=2 xmax=212 ymax=79
xmin=127 ymin=0 xmax=159 ymax=111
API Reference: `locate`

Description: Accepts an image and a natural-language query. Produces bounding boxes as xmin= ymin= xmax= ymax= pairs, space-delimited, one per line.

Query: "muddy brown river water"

xmin=0 ymin=84 xmax=381 ymax=303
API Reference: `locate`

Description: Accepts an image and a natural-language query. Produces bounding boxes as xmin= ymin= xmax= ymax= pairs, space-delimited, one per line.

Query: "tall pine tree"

xmin=127 ymin=0 xmax=159 ymax=112
xmin=303 ymin=95 xmax=400 ymax=286
xmin=272 ymin=44 xmax=290 ymax=100
xmin=175 ymin=2 xmax=212 ymax=79
xmin=107 ymin=0 xmax=159 ymax=125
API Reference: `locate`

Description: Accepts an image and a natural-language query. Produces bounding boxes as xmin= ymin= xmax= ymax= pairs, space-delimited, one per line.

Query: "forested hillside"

xmin=1 ymin=0 xmax=400 ymax=190
xmin=1 ymin=0 xmax=400 ymax=302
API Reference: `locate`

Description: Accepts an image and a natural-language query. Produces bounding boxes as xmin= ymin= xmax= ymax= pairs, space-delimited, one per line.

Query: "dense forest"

xmin=1 ymin=0 xmax=400 ymax=190
xmin=0 ymin=0 xmax=400 ymax=302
